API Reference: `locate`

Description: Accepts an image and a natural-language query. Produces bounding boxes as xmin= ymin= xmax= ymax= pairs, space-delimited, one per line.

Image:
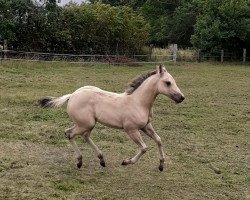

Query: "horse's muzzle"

xmin=172 ymin=94 xmax=185 ymax=103
xmin=178 ymin=95 xmax=185 ymax=103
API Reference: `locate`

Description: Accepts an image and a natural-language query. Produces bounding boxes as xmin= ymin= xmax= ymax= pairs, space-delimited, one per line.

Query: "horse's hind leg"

xmin=83 ymin=131 xmax=105 ymax=167
xmin=65 ymin=126 xmax=83 ymax=169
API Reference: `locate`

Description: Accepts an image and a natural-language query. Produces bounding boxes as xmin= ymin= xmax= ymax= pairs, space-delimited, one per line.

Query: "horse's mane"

xmin=126 ymin=70 xmax=157 ymax=95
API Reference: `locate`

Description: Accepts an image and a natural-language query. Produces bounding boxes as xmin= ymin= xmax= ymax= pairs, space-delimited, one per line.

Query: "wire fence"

xmin=196 ymin=49 xmax=249 ymax=63
xmin=0 ymin=50 xmax=174 ymax=66
xmin=0 ymin=48 xmax=249 ymax=65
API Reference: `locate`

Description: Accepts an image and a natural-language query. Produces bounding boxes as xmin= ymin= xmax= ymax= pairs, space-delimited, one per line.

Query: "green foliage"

xmin=139 ymin=0 xmax=202 ymax=48
xmin=0 ymin=0 xmax=60 ymax=51
xmin=0 ymin=1 xmax=149 ymax=54
xmin=1 ymin=0 xmax=249 ymax=55
xmin=140 ymin=0 xmax=181 ymax=46
xmin=167 ymin=0 xmax=203 ymax=47
xmin=130 ymin=0 xmax=250 ymax=53
xmin=0 ymin=0 xmax=16 ymax=41
xmin=60 ymin=3 xmax=149 ymax=54
xmin=191 ymin=0 xmax=250 ymax=53
xmin=90 ymin=0 xmax=147 ymax=9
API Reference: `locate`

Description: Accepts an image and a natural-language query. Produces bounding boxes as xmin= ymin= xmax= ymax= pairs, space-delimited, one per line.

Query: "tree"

xmin=140 ymin=0 xmax=181 ymax=46
xmin=0 ymin=0 xmax=61 ymax=51
xmin=0 ymin=0 xmax=16 ymax=42
xmin=191 ymin=0 xmax=250 ymax=54
xmin=167 ymin=0 xmax=203 ymax=47
xmin=89 ymin=0 xmax=147 ymax=9
xmin=60 ymin=3 xmax=149 ymax=54
xmin=12 ymin=0 xmax=47 ymax=50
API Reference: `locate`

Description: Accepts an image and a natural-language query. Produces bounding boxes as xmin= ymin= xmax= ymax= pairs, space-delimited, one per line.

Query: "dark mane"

xmin=126 ymin=70 xmax=157 ymax=95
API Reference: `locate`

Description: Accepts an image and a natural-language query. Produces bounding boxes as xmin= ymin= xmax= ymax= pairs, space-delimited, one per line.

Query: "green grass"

xmin=0 ymin=60 xmax=249 ymax=200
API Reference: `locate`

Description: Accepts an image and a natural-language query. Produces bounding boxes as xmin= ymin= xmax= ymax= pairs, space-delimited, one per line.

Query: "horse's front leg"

xmin=141 ymin=123 xmax=166 ymax=171
xmin=122 ymin=130 xmax=147 ymax=165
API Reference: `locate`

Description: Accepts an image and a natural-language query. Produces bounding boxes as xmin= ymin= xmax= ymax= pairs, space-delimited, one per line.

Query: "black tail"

xmin=38 ymin=97 xmax=55 ymax=108
xmin=38 ymin=94 xmax=71 ymax=108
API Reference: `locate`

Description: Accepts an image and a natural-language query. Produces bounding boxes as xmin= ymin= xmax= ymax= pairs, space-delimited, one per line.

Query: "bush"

xmin=57 ymin=3 xmax=150 ymax=54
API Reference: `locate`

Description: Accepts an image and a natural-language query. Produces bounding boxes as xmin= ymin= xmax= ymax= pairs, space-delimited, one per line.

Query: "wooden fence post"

xmin=149 ymin=44 xmax=154 ymax=61
xmin=173 ymin=44 xmax=177 ymax=63
xmin=3 ymin=39 xmax=7 ymax=59
xmin=197 ymin=49 xmax=201 ymax=62
xmin=221 ymin=50 xmax=224 ymax=63
xmin=243 ymin=48 xmax=246 ymax=63
xmin=0 ymin=46 xmax=2 ymax=62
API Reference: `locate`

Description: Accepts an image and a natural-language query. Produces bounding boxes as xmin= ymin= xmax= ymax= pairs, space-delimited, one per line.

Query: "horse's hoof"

xmin=77 ymin=162 xmax=82 ymax=169
xmin=121 ymin=160 xmax=127 ymax=165
xmin=64 ymin=132 xmax=71 ymax=140
xmin=100 ymin=161 xmax=106 ymax=167
xmin=158 ymin=165 xmax=163 ymax=171
xmin=77 ymin=156 xmax=83 ymax=169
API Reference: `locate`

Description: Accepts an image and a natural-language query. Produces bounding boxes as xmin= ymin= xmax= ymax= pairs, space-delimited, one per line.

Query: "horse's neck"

xmin=131 ymin=76 xmax=158 ymax=110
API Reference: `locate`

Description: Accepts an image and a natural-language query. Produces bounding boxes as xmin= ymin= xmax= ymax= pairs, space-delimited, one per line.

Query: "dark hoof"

xmin=77 ymin=161 xmax=82 ymax=169
xmin=77 ymin=162 xmax=82 ymax=169
xmin=158 ymin=165 xmax=163 ymax=171
xmin=100 ymin=161 xmax=106 ymax=167
xmin=77 ymin=156 xmax=83 ymax=169
xmin=64 ymin=132 xmax=71 ymax=140
xmin=121 ymin=160 xmax=127 ymax=165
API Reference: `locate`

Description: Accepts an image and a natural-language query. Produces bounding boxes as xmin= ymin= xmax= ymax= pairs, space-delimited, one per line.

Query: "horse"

xmin=39 ymin=64 xmax=185 ymax=171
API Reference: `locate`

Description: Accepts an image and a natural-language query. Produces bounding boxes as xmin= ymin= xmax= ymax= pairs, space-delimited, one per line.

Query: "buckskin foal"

xmin=39 ymin=64 xmax=184 ymax=171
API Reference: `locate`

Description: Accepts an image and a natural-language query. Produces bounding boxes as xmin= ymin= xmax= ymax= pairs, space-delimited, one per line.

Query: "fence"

xmin=0 ymin=46 xmax=249 ymax=64
xmin=0 ymin=49 xmax=175 ymax=66
xmin=196 ymin=49 xmax=249 ymax=63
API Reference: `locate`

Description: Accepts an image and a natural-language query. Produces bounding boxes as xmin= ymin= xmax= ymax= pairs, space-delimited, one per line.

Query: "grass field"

xmin=0 ymin=61 xmax=249 ymax=200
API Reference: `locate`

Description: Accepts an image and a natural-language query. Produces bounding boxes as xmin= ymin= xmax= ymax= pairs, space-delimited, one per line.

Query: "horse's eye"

xmin=166 ymin=81 xmax=171 ymax=86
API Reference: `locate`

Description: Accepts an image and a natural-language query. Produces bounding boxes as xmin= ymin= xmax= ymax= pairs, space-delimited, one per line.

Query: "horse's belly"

xmin=98 ymin=120 xmax=123 ymax=129
xmin=95 ymin=107 xmax=124 ymax=129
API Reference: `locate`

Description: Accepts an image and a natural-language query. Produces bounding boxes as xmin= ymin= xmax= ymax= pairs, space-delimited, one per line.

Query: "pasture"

xmin=0 ymin=61 xmax=249 ymax=200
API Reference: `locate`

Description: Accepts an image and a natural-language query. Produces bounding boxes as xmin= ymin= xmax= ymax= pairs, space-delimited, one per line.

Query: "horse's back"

xmin=67 ymin=86 xmax=126 ymax=128
xmin=73 ymin=86 xmax=123 ymax=96
xmin=67 ymin=86 xmax=114 ymax=110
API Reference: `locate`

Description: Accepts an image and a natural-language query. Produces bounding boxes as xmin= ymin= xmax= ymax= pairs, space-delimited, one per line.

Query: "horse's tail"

xmin=38 ymin=94 xmax=71 ymax=108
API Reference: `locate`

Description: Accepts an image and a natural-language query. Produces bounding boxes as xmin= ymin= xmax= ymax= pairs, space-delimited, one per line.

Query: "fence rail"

xmin=197 ymin=48 xmax=248 ymax=63
xmin=0 ymin=46 xmax=249 ymax=65
xmin=0 ymin=49 xmax=174 ymax=65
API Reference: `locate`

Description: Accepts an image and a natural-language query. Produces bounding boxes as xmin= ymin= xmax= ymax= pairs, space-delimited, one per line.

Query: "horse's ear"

xmin=156 ymin=64 xmax=166 ymax=75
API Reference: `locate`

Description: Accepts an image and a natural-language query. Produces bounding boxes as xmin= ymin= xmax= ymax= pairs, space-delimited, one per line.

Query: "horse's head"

xmin=156 ymin=65 xmax=185 ymax=103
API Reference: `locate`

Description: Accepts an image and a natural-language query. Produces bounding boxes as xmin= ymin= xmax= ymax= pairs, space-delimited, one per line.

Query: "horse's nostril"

xmin=174 ymin=95 xmax=185 ymax=103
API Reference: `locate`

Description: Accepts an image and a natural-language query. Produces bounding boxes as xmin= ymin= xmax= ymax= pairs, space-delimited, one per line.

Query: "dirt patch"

xmin=0 ymin=141 xmax=73 ymax=199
